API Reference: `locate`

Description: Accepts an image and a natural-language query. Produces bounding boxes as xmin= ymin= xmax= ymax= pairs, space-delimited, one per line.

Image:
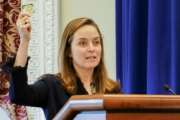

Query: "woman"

xmin=7 ymin=13 xmax=120 ymax=120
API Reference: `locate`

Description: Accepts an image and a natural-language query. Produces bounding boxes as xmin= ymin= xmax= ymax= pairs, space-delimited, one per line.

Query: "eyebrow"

xmin=78 ymin=38 xmax=87 ymax=41
xmin=93 ymin=36 xmax=101 ymax=39
xmin=78 ymin=36 xmax=100 ymax=39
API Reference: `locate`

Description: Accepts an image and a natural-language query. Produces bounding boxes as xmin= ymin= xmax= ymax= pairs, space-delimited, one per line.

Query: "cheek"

xmin=71 ymin=47 xmax=84 ymax=60
xmin=97 ymin=46 xmax=102 ymax=57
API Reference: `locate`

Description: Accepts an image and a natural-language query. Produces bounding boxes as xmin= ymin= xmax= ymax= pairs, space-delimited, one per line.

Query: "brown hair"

xmin=57 ymin=17 xmax=120 ymax=95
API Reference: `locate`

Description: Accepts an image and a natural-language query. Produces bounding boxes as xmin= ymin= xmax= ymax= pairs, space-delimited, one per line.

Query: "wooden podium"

xmin=53 ymin=95 xmax=180 ymax=120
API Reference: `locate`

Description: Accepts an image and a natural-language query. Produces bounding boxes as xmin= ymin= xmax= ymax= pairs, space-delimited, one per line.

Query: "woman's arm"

xmin=10 ymin=74 xmax=49 ymax=107
xmin=9 ymin=13 xmax=48 ymax=107
xmin=14 ymin=13 xmax=31 ymax=67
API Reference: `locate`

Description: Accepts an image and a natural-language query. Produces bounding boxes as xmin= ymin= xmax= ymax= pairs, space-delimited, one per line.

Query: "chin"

xmin=84 ymin=63 xmax=99 ymax=69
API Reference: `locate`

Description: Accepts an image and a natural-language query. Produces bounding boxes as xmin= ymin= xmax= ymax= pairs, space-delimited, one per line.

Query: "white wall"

xmin=0 ymin=107 xmax=11 ymax=120
xmin=59 ymin=0 xmax=116 ymax=79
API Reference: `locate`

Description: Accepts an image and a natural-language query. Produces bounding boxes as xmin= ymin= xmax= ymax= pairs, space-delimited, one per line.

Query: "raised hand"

xmin=16 ymin=13 xmax=32 ymax=42
xmin=14 ymin=13 xmax=32 ymax=67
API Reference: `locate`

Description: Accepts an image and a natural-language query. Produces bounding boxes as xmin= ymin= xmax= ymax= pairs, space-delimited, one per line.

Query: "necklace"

xmin=90 ymin=82 xmax=96 ymax=94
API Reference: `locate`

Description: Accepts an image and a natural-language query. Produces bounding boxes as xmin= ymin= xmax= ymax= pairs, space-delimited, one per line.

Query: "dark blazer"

xmin=3 ymin=57 xmax=119 ymax=120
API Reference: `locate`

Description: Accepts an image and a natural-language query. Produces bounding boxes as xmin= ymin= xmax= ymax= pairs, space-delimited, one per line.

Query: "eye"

xmin=93 ymin=38 xmax=101 ymax=46
xmin=78 ymin=40 xmax=87 ymax=47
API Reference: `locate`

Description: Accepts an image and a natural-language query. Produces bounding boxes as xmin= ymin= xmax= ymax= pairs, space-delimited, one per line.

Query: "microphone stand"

xmin=163 ymin=84 xmax=176 ymax=95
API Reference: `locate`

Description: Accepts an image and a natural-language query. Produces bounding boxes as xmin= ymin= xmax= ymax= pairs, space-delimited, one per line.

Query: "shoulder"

xmin=37 ymin=73 xmax=63 ymax=87
xmin=37 ymin=73 xmax=69 ymax=98
xmin=38 ymin=74 xmax=59 ymax=81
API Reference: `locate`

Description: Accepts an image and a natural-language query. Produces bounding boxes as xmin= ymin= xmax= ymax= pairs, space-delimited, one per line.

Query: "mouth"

xmin=86 ymin=56 xmax=97 ymax=60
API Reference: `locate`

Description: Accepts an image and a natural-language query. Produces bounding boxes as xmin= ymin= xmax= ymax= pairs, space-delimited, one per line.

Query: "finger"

xmin=17 ymin=17 xmax=28 ymax=26
xmin=23 ymin=23 xmax=32 ymax=32
xmin=20 ymin=19 xmax=30 ymax=25
xmin=21 ymin=11 xmax=31 ymax=17
xmin=17 ymin=17 xmax=31 ymax=27
xmin=16 ymin=19 xmax=22 ymax=28
xmin=17 ymin=14 xmax=30 ymax=26
xmin=17 ymin=20 xmax=31 ymax=32
xmin=20 ymin=16 xmax=30 ymax=23
xmin=18 ymin=12 xmax=31 ymax=19
xmin=27 ymin=26 xmax=31 ymax=32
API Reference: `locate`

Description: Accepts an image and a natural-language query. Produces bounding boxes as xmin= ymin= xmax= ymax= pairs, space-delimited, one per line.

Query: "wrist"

xmin=19 ymin=39 xmax=30 ymax=50
xmin=20 ymin=38 xmax=30 ymax=44
xmin=20 ymin=34 xmax=31 ymax=42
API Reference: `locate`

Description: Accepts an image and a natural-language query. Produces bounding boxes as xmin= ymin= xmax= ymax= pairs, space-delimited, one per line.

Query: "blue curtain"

xmin=116 ymin=0 xmax=180 ymax=94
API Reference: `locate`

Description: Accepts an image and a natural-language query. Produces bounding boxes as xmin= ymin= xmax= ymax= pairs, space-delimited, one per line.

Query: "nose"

xmin=87 ymin=42 xmax=95 ymax=52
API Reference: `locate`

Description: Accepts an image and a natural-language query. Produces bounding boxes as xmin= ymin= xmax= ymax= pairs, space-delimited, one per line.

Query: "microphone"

xmin=163 ymin=84 xmax=176 ymax=95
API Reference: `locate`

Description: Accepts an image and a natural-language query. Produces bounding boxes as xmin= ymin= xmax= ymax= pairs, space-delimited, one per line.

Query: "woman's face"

xmin=70 ymin=25 xmax=102 ymax=71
